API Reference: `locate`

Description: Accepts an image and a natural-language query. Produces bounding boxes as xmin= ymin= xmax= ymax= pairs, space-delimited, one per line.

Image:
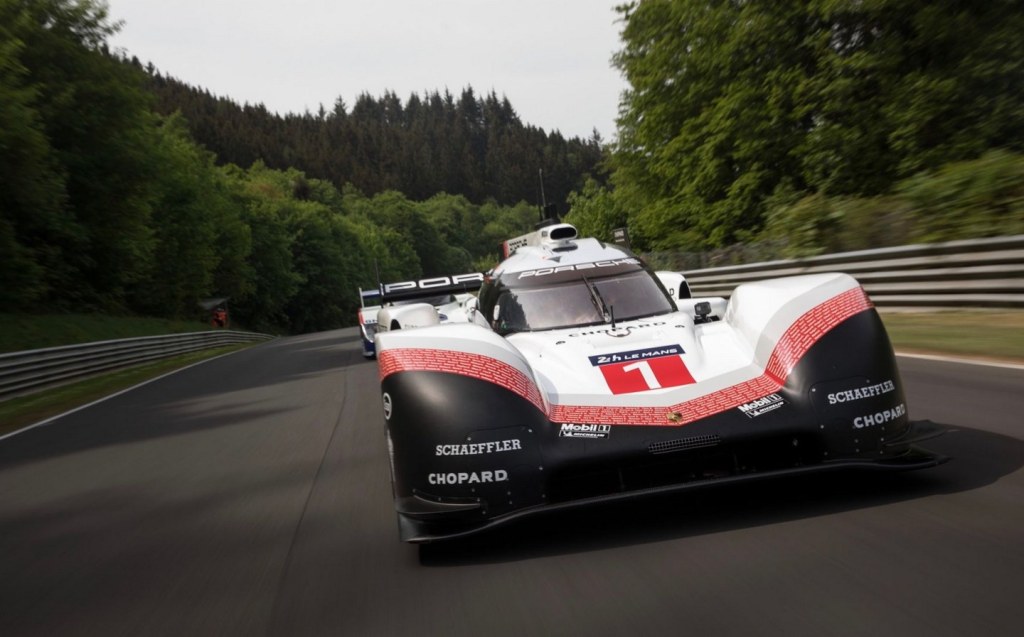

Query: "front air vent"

xmin=648 ymin=434 xmax=721 ymax=455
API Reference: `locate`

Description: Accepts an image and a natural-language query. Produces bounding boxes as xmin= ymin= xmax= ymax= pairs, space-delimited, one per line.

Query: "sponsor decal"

xmin=358 ymin=309 xmax=378 ymax=326
xmin=738 ymin=393 xmax=785 ymax=418
xmin=568 ymin=322 xmax=667 ymax=338
xmin=589 ymin=345 xmax=684 ymax=366
xmin=853 ymin=403 xmax=906 ymax=429
xmin=382 ymin=393 xmax=393 ymax=420
xmin=590 ymin=344 xmax=695 ymax=395
xmin=503 ymin=237 xmax=529 ymax=257
xmin=827 ymin=380 xmax=896 ymax=405
xmin=383 ymin=272 xmax=484 ymax=294
xmin=517 ymin=258 xmax=640 ymax=279
xmin=558 ymin=423 xmax=612 ymax=439
xmin=435 ymin=439 xmax=522 ymax=456
xmin=428 ymin=470 xmax=509 ymax=485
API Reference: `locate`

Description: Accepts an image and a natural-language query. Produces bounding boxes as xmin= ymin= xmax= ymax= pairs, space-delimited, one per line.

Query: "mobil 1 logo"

xmin=558 ymin=423 xmax=612 ymax=439
xmin=737 ymin=393 xmax=785 ymax=418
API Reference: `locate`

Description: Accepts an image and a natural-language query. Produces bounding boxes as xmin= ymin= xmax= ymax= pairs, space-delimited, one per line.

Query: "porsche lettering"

xmin=383 ymin=272 xmax=484 ymax=293
xmin=517 ymin=258 xmax=640 ymax=279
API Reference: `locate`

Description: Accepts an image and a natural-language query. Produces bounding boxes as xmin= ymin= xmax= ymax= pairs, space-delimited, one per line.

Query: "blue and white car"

xmin=359 ymin=274 xmax=486 ymax=357
xmin=357 ymin=287 xmax=382 ymax=358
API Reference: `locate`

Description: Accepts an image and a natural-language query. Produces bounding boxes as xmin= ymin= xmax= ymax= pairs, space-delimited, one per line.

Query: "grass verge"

xmin=0 ymin=344 xmax=252 ymax=438
xmin=879 ymin=310 xmax=1024 ymax=363
xmin=0 ymin=313 xmax=222 ymax=354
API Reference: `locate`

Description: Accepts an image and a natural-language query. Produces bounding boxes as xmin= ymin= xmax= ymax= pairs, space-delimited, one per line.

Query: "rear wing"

xmin=358 ymin=287 xmax=382 ymax=308
xmin=380 ymin=273 xmax=485 ymax=304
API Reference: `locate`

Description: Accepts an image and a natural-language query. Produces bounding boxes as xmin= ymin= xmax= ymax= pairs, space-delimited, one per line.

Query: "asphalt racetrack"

xmin=1 ymin=327 xmax=1021 ymax=636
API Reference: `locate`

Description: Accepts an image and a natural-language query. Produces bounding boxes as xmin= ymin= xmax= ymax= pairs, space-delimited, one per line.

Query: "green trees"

xmin=19 ymin=0 xmax=164 ymax=309
xmin=146 ymin=77 xmax=606 ymax=210
xmin=609 ymin=0 xmax=1024 ymax=251
xmin=133 ymin=116 xmax=252 ymax=319
xmin=1 ymin=0 xmax=135 ymax=310
xmin=0 ymin=7 xmax=57 ymax=308
xmin=0 ymin=0 xmax=555 ymax=333
xmin=565 ymin=177 xmax=627 ymax=245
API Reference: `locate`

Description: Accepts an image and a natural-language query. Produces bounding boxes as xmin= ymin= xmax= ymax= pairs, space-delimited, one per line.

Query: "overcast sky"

xmin=107 ymin=0 xmax=629 ymax=141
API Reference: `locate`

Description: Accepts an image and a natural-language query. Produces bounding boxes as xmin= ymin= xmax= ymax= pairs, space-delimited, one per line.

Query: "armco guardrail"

xmin=0 ymin=330 xmax=274 ymax=401
xmin=677 ymin=235 xmax=1024 ymax=308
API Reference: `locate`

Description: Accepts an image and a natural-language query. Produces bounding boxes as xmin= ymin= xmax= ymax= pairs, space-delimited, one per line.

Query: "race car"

xmin=357 ymin=287 xmax=382 ymax=357
xmin=375 ymin=273 xmax=484 ymax=334
xmin=375 ymin=223 xmax=947 ymax=542
xmin=358 ymin=274 xmax=484 ymax=357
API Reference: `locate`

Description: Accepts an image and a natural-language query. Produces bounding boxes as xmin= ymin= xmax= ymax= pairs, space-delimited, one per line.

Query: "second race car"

xmin=357 ymin=273 xmax=484 ymax=357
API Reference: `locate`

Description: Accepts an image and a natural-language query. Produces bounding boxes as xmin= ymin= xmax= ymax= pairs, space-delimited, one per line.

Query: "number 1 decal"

xmin=622 ymin=361 xmax=662 ymax=389
xmin=590 ymin=345 xmax=696 ymax=395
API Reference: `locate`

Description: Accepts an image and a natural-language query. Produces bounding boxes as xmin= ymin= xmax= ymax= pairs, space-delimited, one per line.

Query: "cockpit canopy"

xmin=479 ymin=260 xmax=676 ymax=335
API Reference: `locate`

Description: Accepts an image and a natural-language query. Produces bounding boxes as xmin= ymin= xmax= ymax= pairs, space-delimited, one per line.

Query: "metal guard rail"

xmin=0 ymin=330 xmax=274 ymax=401
xmin=677 ymin=235 xmax=1024 ymax=309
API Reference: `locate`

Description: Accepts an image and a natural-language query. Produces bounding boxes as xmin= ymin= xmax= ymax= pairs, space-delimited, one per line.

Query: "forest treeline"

xmin=568 ymin=0 xmax=1024 ymax=256
xmin=146 ymin=75 xmax=604 ymax=208
xmin=5 ymin=0 xmax=1024 ymax=336
xmin=0 ymin=0 xmax=573 ymax=333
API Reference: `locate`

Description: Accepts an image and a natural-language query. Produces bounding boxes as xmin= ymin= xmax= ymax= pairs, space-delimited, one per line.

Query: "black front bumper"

xmin=395 ymin=419 xmax=947 ymax=543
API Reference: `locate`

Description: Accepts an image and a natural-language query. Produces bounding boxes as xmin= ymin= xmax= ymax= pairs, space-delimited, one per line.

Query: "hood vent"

xmin=648 ymin=434 xmax=721 ymax=455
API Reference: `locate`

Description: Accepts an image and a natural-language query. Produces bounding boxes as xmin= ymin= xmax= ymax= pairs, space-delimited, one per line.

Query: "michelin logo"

xmin=559 ymin=423 xmax=612 ymax=439
xmin=738 ymin=394 xmax=785 ymax=418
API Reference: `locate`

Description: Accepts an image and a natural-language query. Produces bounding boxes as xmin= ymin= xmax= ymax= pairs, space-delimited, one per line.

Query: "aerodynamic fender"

xmin=377 ymin=325 xmax=550 ymax=523
xmin=380 ymin=370 xmax=549 ymax=524
xmin=377 ymin=302 xmax=440 ymax=332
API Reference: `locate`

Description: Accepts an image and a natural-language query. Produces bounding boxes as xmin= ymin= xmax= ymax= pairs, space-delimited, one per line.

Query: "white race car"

xmin=358 ymin=275 xmax=483 ymax=357
xmin=376 ymin=223 xmax=946 ymax=542
xmin=374 ymin=273 xmax=485 ymax=334
xmin=357 ymin=287 xmax=382 ymax=358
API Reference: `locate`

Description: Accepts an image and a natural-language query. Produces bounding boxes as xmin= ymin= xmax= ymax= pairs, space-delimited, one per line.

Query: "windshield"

xmin=494 ymin=270 xmax=674 ymax=333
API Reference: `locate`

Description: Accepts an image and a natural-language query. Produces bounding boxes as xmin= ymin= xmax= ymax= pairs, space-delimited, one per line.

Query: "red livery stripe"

xmin=379 ymin=348 xmax=547 ymax=413
xmin=380 ymin=286 xmax=873 ymax=427
xmin=764 ymin=286 xmax=873 ymax=383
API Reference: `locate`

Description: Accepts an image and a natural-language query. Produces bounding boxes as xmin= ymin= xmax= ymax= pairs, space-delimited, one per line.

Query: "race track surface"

xmin=1 ymin=328 xmax=1021 ymax=636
